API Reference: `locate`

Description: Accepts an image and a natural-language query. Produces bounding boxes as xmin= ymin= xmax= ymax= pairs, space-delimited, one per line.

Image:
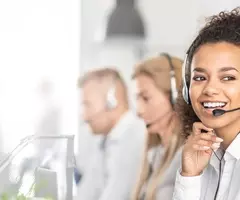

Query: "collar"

xmin=225 ymin=133 xmax=240 ymax=160
xmin=148 ymin=145 xmax=165 ymax=167
xmin=210 ymin=133 xmax=240 ymax=169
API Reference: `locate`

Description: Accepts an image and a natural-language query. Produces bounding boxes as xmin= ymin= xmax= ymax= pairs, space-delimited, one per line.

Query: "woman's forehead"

xmin=191 ymin=42 xmax=240 ymax=72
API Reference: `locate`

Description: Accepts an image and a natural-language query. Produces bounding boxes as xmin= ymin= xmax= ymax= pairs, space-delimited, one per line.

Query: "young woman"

xmin=173 ymin=7 xmax=240 ymax=200
xmin=132 ymin=53 xmax=183 ymax=200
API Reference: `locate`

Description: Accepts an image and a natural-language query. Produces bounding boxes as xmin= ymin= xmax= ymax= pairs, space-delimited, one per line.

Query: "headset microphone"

xmin=212 ymin=107 xmax=240 ymax=117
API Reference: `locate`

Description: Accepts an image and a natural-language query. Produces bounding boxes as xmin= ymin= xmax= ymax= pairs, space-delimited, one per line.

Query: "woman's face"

xmin=190 ymin=42 xmax=240 ymax=129
xmin=135 ymin=75 xmax=173 ymax=134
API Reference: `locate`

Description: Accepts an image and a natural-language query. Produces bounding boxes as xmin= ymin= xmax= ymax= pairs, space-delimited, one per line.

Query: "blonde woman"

xmin=132 ymin=53 xmax=183 ymax=200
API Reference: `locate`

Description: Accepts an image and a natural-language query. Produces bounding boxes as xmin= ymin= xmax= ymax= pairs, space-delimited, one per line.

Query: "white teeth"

xmin=203 ymin=102 xmax=226 ymax=108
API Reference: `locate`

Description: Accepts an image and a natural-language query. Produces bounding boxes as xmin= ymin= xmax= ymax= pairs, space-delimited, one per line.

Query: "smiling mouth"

xmin=201 ymin=102 xmax=227 ymax=109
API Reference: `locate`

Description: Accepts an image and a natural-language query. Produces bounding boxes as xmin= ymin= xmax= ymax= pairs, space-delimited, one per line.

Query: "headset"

xmin=182 ymin=37 xmax=199 ymax=105
xmin=182 ymin=53 xmax=191 ymax=104
xmin=105 ymin=76 xmax=118 ymax=110
xmin=160 ymin=53 xmax=178 ymax=105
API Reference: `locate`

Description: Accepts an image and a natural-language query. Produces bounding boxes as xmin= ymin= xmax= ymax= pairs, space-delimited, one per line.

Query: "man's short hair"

xmin=78 ymin=67 xmax=124 ymax=88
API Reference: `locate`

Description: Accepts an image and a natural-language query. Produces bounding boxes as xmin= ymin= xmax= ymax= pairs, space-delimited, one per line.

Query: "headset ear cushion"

xmin=170 ymin=71 xmax=178 ymax=104
xmin=182 ymin=85 xmax=190 ymax=104
xmin=181 ymin=54 xmax=191 ymax=105
xmin=106 ymin=86 xmax=118 ymax=109
xmin=160 ymin=53 xmax=178 ymax=104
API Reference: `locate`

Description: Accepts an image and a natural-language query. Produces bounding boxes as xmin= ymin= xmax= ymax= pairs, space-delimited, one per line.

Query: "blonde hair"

xmin=131 ymin=54 xmax=183 ymax=200
xmin=78 ymin=67 xmax=124 ymax=88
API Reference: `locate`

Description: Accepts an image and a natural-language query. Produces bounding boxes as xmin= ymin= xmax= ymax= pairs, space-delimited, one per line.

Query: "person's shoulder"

xmin=117 ymin=111 xmax=147 ymax=143
xmin=127 ymin=112 xmax=146 ymax=130
xmin=127 ymin=119 xmax=147 ymax=141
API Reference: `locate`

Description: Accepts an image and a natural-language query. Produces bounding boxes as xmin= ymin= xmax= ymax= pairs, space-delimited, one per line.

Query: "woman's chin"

xmin=200 ymin=117 xmax=229 ymax=130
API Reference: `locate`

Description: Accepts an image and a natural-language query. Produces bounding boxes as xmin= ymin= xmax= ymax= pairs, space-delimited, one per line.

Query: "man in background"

xmin=77 ymin=68 xmax=146 ymax=200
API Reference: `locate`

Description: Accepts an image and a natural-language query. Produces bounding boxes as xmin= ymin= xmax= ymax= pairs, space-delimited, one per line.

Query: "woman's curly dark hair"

xmin=176 ymin=7 xmax=240 ymax=139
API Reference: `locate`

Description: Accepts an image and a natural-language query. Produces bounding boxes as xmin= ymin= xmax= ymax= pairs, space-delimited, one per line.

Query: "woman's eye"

xmin=193 ymin=76 xmax=206 ymax=81
xmin=222 ymin=76 xmax=235 ymax=81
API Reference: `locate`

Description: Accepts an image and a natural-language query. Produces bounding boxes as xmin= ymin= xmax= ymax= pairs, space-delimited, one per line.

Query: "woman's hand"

xmin=181 ymin=122 xmax=223 ymax=176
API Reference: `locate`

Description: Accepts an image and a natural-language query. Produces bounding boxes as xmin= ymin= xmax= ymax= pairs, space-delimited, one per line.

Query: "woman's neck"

xmin=160 ymin=132 xmax=171 ymax=147
xmin=214 ymin=118 xmax=240 ymax=150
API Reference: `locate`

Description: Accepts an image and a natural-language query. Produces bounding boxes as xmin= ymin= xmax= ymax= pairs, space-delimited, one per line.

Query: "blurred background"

xmin=0 ymin=0 xmax=239 ymax=188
